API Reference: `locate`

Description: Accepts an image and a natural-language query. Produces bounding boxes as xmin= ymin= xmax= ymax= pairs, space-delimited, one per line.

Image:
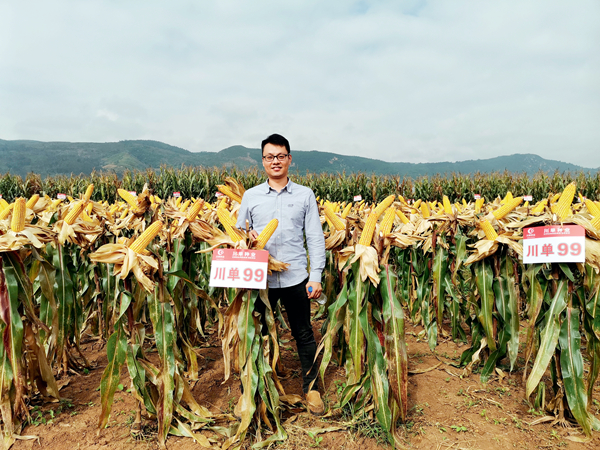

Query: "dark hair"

xmin=261 ymin=134 xmax=290 ymax=155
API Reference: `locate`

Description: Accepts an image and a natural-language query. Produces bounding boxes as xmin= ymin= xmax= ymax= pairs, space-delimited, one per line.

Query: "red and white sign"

xmin=524 ymin=195 xmax=533 ymax=202
xmin=57 ymin=193 xmax=67 ymax=200
xmin=353 ymin=195 xmax=362 ymax=202
xmin=215 ymin=192 xmax=224 ymax=198
xmin=129 ymin=191 xmax=136 ymax=196
xmin=474 ymin=194 xmax=481 ymax=200
xmin=523 ymin=225 xmax=585 ymax=264
xmin=173 ymin=191 xmax=181 ymax=198
xmin=209 ymin=248 xmax=269 ymax=289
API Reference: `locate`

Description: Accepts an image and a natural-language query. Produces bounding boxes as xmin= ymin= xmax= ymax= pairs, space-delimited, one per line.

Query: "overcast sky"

xmin=1 ymin=1 xmax=599 ymax=167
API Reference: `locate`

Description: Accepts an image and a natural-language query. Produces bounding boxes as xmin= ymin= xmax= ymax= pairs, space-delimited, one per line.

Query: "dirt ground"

xmin=12 ymin=306 xmax=600 ymax=450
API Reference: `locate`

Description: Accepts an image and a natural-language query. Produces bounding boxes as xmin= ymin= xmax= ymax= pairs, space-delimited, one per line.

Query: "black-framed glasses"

xmin=262 ymin=153 xmax=290 ymax=162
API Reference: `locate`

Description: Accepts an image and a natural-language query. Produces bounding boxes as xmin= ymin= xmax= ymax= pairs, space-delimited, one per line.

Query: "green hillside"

xmin=0 ymin=139 xmax=595 ymax=179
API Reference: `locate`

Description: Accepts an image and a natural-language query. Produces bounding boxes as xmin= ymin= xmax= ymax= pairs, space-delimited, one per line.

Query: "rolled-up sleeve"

xmin=304 ymin=191 xmax=326 ymax=283
xmin=236 ymin=193 xmax=252 ymax=231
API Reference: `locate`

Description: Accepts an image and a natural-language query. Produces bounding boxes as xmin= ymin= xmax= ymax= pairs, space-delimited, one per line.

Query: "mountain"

xmin=0 ymin=139 xmax=595 ymax=179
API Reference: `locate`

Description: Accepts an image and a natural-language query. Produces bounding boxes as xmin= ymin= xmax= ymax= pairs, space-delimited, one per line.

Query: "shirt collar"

xmin=264 ymin=178 xmax=293 ymax=194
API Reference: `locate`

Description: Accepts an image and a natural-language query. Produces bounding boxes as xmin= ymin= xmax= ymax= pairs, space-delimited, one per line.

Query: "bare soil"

xmin=12 ymin=307 xmax=600 ymax=450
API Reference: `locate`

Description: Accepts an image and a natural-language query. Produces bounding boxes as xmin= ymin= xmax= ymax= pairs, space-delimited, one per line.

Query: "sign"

xmin=57 ymin=193 xmax=66 ymax=200
xmin=523 ymin=225 xmax=585 ymax=264
xmin=215 ymin=192 xmax=224 ymax=198
xmin=173 ymin=191 xmax=181 ymax=198
xmin=524 ymin=195 xmax=533 ymax=202
xmin=474 ymin=194 xmax=481 ymax=200
xmin=353 ymin=195 xmax=362 ymax=202
xmin=209 ymin=248 xmax=269 ymax=289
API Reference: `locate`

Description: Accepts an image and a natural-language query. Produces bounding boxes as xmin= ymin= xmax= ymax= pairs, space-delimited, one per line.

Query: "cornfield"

xmin=1 ymin=168 xmax=600 ymax=449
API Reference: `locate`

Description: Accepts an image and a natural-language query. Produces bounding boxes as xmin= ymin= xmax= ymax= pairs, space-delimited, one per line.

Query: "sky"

xmin=1 ymin=0 xmax=599 ymax=167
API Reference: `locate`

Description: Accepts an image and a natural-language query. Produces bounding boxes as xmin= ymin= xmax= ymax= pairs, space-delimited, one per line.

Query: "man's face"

xmin=262 ymin=143 xmax=291 ymax=180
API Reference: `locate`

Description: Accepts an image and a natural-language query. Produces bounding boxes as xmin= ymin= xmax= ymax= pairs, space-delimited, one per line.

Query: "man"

xmin=236 ymin=133 xmax=326 ymax=415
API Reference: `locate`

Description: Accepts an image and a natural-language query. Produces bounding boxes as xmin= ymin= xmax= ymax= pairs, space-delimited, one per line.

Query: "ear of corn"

xmin=480 ymin=220 xmax=498 ymax=240
xmin=0 ymin=204 xmax=13 ymax=220
xmin=413 ymin=199 xmax=422 ymax=209
xmin=11 ymin=198 xmax=26 ymax=232
xmin=86 ymin=202 xmax=93 ymax=215
xmin=492 ymin=197 xmax=523 ymax=220
xmin=443 ymin=196 xmax=453 ymax=215
xmin=341 ymin=202 xmax=353 ymax=219
xmin=358 ymin=212 xmax=379 ymax=246
xmin=26 ymin=194 xmax=40 ymax=209
xmin=380 ymin=207 xmax=396 ymax=236
xmin=591 ymin=215 xmax=600 ymax=230
xmin=255 ymin=219 xmax=279 ymax=249
xmin=64 ymin=201 xmax=85 ymax=225
xmin=555 ymin=182 xmax=576 ymax=221
xmin=129 ymin=221 xmax=163 ymax=253
xmin=531 ymin=199 xmax=548 ymax=214
xmin=118 ymin=189 xmax=138 ymax=208
xmin=421 ymin=202 xmax=430 ymax=218
xmin=462 ymin=198 xmax=468 ymax=208
xmin=186 ymin=199 xmax=204 ymax=222
xmin=83 ymin=184 xmax=94 ymax=202
xmin=502 ymin=191 xmax=513 ymax=204
xmin=324 ymin=205 xmax=346 ymax=231
xmin=0 ymin=198 xmax=9 ymax=212
xmin=395 ymin=209 xmax=410 ymax=224
xmin=216 ymin=208 xmax=244 ymax=242
xmin=372 ymin=195 xmax=395 ymax=217
xmin=179 ymin=199 xmax=191 ymax=212
xmin=585 ymin=199 xmax=600 ymax=217
xmin=475 ymin=197 xmax=485 ymax=213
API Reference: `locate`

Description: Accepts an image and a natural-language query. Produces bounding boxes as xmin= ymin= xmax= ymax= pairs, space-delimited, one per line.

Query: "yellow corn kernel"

xmin=11 ymin=198 xmax=26 ymax=232
xmin=555 ymin=182 xmax=576 ymax=221
xmin=64 ymin=201 xmax=85 ymax=225
xmin=255 ymin=219 xmax=279 ymax=249
xmin=531 ymin=199 xmax=548 ymax=214
xmin=83 ymin=184 xmax=94 ymax=202
xmin=26 ymin=194 xmax=40 ymax=210
xmin=358 ymin=212 xmax=379 ymax=246
xmin=324 ymin=204 xmax=346 ymax=231
xmin=341 ymin=202 xmax=353 ymax=219
xmin=421 ymin=202 xmax=431 ymax=218
xmin=380 ymin=207 xmax=396 ymax=236
xmin=443 ymin=196 xmax=453 ymax=215
xmin=395 ymin=208 xmax=410 ymax=224
xmin=217 ymin=185 xmax=243 ymax=204
xmin=186 ymin=199 xmax=204 ymax=222
xmin=492 ymin=197 xmax=523 ymax=220
xmin=129 ymin=221 xmax=163 ymax=253
xmin=373 ymin=195 xmax=396 ymax=217
xmin=480 ymin=220 xmax=498 ymax=241
xmin=585 ymin=199 xmax=600 ymax=217
xmin=216 ymin=208 xmax=244 ymax=242
xmin=118 ymin=189 xmax=138 ymax=208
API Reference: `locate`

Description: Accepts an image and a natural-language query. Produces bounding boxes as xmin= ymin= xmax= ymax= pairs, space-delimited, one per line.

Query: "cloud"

xmin=1 ymin=0 xmax=599 ymax=167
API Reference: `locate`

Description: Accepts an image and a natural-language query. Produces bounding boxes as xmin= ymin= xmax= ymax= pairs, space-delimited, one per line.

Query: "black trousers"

xmin=255 ymin=278 xmax=318 ymax=394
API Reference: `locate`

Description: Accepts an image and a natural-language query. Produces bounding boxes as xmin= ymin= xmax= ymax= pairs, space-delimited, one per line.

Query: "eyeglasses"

xmin=262 ymin=153 xmax=290 ymax=162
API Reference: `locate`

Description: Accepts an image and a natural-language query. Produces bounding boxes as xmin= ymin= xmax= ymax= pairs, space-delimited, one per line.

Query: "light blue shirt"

xmin=236 ymin=179 xmax=326 ymax=288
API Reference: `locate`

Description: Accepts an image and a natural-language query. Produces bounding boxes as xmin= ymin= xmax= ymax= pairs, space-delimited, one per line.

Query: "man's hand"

xmin=248 ymin=229 xmax=258 ymax=240
xmin=306 ymin=281 xmax=322 ymax=299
